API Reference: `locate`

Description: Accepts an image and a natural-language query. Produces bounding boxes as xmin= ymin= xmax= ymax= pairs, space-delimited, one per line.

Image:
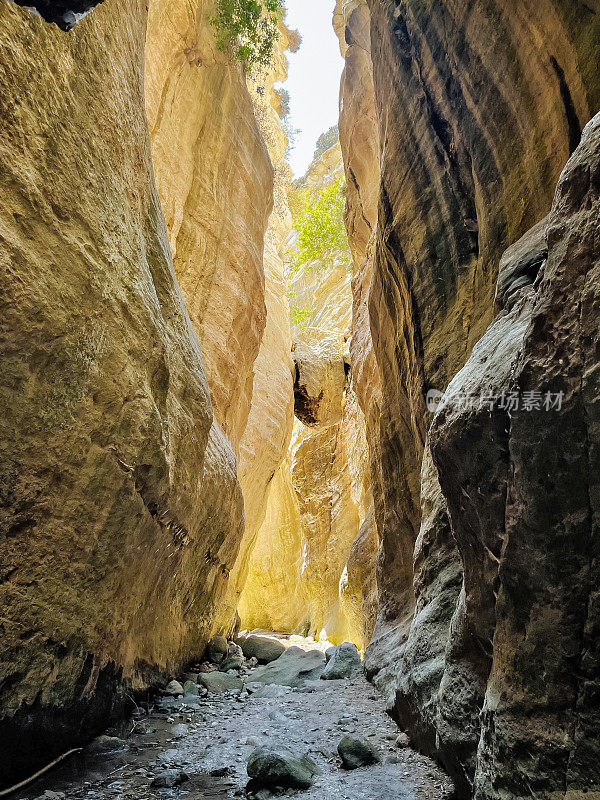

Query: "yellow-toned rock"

xmin=0 ymin=0 xmax=243 ymax=786
xmin=215 ymin=26 xmax=296 ymax=633
xmin=145 ymin=0 xmax=273 ymax=451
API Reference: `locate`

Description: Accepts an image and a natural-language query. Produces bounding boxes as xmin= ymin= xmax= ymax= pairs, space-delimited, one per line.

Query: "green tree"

xmin=312 ymin=125 xmax=339 ymax=161
xmin=212 ymin=0 xmax=284 ymax=68
xmin=290 ymin=177 xmax=350 ymax=272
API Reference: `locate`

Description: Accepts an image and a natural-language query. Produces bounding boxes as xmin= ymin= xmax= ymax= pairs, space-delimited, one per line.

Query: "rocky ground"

xmin=19 ymin=636 xmax=453 ymax=800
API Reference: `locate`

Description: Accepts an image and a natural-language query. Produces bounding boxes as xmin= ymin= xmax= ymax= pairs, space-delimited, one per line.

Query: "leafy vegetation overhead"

xmin=290 ymin=177 xmax=350 ymax=273
xmin=212 ymin=0 xmax=285 ymax=68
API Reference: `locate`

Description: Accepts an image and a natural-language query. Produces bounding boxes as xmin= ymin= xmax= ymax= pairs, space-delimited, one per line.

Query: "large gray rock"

xmin=198 ymin=672 xmax=243 ymax=694
xmin=163 ymin=680 xmax=184 ymax=696
xmin=237 ymin=634 xmax=285 ymax=663
xmin=320 ymin=642 xmax=361 ymax=680
xmin=247 ymin=748 xmax=319 ymax=789
xmin=251 ymin=646 xmax=325 ymax=687
xmin=337 ymin=736 xmax=380 ymax=769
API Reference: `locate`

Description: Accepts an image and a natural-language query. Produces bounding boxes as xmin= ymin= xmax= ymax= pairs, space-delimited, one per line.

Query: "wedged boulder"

xmin=205 ymin=636 xmax=229 ymax=664
xmin=198 ymin=672 xmax=243 ymax=694
xmin=321 ymin=642 xmax=361 ymax=680
xmin=237 ymin=635 xmax=285 ymax=664
xmin=337 ymin=736 xmax=380 ymax=769
xmin=247 ymin=748 xmax=320 ymax=790
xmin=251 ymin=647 xmax=326 ymax=687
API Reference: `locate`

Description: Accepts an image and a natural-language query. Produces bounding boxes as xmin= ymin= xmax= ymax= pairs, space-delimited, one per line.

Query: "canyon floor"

xmin=18 ymin=640 xmax=453 ymax=800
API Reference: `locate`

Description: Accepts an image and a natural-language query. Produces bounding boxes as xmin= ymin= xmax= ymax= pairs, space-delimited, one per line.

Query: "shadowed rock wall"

xmin=348 ymin=0 xmax=600 ymax=796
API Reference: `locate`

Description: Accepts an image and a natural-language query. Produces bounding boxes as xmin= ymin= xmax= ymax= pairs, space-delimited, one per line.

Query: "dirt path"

xmin=20 ymin=653 xmax=453 ymax=800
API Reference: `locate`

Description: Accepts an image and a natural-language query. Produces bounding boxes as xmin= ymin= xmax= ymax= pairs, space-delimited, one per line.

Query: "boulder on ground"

xmin=205 ymin=635 xmax=229 ymax=663
xmin=198 ymin=672 xmax=243 ymax=693
xmin=337 ymin=736 xmax=380 ymax=769
xmin=219 ymin=656 xmax=244 ymax=672
xmin=251 ymin=646 xmax=325 ymax=687
xmin=163 ymin=680 xmax=184 ymax=696
xmin=237 ymin=634 xmax=285 ymax=663
xmin=182 ymin=680 xmax=199 ymax=695
xmin=320 ymin=642 xmax=361 ymax=680
xmin=247 ymin=747 xmax=319 ymax=789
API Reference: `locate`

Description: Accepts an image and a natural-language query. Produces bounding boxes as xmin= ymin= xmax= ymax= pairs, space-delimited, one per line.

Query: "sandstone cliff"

xmin=349 ymin=1 xmax=600 ymax=797
xmin=239 ymin=143 xmax=375 ymax=648
xmin=0 ymin=0 xmax=266 ymax=785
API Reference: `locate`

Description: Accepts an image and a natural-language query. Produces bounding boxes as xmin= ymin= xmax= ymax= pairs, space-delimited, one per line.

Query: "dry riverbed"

xmin=19 ymin=640 xmax=453 ymax=800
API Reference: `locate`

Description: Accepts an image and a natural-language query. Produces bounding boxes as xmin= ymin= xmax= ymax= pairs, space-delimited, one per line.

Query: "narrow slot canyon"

xmin=1 ymin=1 xmax=599 ymax=800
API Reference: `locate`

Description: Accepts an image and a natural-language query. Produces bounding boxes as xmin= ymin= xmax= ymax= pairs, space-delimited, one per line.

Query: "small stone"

xmin=337 ymin=736 xmax=381 ymax=769
xmin=163 ymin=679 xmax=184 ymax=696
xmin=228 ymin=642 xmax=244 ymax=658
xmin=395 ymin=732 xmax=410 ymax=748
xmin=220 ymin=656 xmax=244 ymax=672
xmin=171 ymin=723 xmax=188 ymax=738
xmin=151 ymin=770 xmax=189 ymax=788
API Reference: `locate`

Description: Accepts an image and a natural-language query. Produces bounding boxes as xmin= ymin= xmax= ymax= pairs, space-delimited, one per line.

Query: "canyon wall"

xmin=0 ymin=0 xmax=271 ymax=786
xmin=239 ymin=144 xmax=377 ymax=648
xmin=341 ymin=0 xmax=600 ymax=797
xmin=145 ymin=0 xmax=273 ymax=454
xmin=215 ymin=26 xmax=296 ymax=634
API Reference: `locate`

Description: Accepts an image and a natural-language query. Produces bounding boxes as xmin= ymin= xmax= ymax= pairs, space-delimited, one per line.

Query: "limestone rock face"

xmin=238 ymin=145 xmax=374 ymax=647
xmin=215 ymin=27 xmax=296 ymax=634
xmin=427 ymin=114 xmax=600 ymax=797
xmin=0 ymin=0 xmax=244 ymax=786
xmin=145 ymin=0 xmax=273 ymax=453
xmin=335 ymin=0 xmax=382 ymax=653
xmin=358 ymin=0 xmax=600 ymax=778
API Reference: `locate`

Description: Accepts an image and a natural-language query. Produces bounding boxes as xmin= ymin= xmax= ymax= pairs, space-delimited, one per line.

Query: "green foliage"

xmin=290 ymin=177 xmax=350 ymax=273
xmin=212 ymin=0 xmax=284 ymax=68
xmin=290 ymin=305 xmax=314 ymax=329
xmin=312 ymin=125 xmax=339 ymax=161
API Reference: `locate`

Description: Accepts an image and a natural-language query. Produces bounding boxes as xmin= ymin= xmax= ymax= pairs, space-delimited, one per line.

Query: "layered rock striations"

xmin=349 ymin=1 xmax=600 ymax=797
xmin=335 ymin=0 xmax=382 ymax=655
xmin=0 ymin=0 xmax=270 ymax=785
xmin=215 ymin=26 xmax=296 ymax=634
xmin=145 ymin=0 xmax=273 ymax=453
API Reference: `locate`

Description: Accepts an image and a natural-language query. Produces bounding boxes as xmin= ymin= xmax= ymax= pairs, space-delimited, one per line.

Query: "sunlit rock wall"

xmin=335 ymin=0 xmax=381 ymax=651
xmin=0 ymin=0 xmax=244 ymax=786
xmin=215 ymin=25 xmax=296 ymax=634
xmin=239 ymin=144 xmax=374 ymax=648
xmin=145 ymin=0 xmax=273 ymax=452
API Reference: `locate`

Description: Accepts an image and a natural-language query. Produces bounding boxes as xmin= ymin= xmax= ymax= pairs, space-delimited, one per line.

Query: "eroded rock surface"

xmin=145 ymin=0 xmax=273 ymax=454
xmin=350 ymin=2 xmax=600 ymax=796
xmin=0 ymin=0 xmax=244 ymax=785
